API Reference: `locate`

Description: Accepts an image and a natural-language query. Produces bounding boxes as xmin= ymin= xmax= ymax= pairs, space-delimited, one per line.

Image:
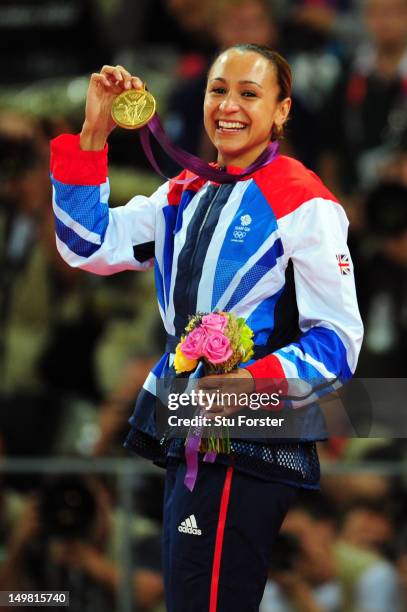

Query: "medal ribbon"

xmin=184 ymin=427 xmax=217 ymax=492
xmin=139 ymin=114 xmax=279 ymax=184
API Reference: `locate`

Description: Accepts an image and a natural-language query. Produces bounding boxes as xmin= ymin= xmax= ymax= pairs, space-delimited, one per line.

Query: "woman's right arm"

xmin=50 ymin=65 xmax=167 ymax=275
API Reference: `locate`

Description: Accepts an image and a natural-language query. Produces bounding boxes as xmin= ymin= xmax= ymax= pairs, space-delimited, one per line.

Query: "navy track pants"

xmin=162 ymin=459 xmax=297 ymax=612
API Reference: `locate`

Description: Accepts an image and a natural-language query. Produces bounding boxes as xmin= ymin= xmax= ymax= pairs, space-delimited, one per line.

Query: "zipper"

xmin=186 ymin=184 xmax=222 ymax=311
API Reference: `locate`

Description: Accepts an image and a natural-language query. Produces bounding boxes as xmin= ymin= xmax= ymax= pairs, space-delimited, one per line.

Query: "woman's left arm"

xmin=243 ymin=196 xmax=364 ymax=405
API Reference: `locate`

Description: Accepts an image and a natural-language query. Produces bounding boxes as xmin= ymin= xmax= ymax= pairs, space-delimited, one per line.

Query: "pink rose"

xmin=201 ymin=313 xmax=228 ymax=334
xmin=202 ymin=332 xmax=233 ymax=364
xmin=180 ymin=327 xmax=208 ymax=360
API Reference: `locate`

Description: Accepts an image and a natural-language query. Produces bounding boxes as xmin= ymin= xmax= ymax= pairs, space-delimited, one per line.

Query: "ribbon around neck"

xmin=139 ymin=113 xmax=279 ymax=184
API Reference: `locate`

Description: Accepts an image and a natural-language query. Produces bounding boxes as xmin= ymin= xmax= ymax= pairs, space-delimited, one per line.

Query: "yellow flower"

xmin=239 ymin=323 xmax=254 ymax=358
xmin=241 ymin=347 xmax=254 ymax=363
xmin=174 ymin=344 xmax=198 ymax=374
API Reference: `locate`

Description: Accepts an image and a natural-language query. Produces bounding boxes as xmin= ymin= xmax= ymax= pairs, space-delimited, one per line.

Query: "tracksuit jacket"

xmin=50 ymin=134 xmax=363 ymax=487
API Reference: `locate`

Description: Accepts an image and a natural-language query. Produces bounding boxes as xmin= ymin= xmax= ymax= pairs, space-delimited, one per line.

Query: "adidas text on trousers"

xmin=162 ymin=459 xmax=297 ymax=612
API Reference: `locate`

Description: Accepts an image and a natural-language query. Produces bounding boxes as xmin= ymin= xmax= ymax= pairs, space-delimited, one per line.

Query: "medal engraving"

xmin=111 ymin=89 xmax=156 ymax=129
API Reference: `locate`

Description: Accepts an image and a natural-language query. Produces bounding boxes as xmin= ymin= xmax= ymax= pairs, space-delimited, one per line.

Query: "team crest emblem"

xmin=232 ymin=214 xmax=252 ymax=243
xmin=240 ymin=214 xmax=252 ymax=226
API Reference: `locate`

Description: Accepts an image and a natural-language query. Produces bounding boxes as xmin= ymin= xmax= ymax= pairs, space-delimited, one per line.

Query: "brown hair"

xmin=208 ymin=44 xmax=292 ymax=140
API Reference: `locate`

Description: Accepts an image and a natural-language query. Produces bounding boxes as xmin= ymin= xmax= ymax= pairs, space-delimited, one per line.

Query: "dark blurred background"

xmin=0 ymin=0 xmax=407 ymax=610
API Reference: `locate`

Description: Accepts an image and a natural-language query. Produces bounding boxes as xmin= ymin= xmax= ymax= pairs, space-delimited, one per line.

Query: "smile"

xmin=216 ymin=120 xmax=247 ymax=132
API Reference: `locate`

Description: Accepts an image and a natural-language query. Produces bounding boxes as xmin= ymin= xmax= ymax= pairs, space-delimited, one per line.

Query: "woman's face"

xmin=204 ymin=49 xmax=291 ymax=168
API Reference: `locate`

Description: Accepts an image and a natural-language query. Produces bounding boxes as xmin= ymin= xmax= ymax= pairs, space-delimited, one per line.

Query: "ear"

xmin=275 ymin=97 xmax=292 ymax=130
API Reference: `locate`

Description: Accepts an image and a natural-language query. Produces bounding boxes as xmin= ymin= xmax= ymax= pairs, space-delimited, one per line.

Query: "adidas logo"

xmin=178 ymin=514 xmax=202 ymax=536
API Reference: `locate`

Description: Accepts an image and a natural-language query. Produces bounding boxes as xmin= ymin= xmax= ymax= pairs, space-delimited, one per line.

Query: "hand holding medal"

xmin=80 ymin=64 xmax=147 ymax=151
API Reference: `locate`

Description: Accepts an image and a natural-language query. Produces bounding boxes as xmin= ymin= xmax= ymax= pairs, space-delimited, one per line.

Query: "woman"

xmin=50 ymin=45 xmax=363 ymax=612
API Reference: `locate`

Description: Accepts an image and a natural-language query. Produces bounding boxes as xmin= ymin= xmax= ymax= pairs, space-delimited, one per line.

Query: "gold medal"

xmin=111 ymin=87 xmax=156 ymax=129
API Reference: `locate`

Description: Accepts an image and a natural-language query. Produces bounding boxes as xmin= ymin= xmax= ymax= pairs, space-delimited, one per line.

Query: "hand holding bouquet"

xmin=172 ymin=312 xmax=255 ymax=490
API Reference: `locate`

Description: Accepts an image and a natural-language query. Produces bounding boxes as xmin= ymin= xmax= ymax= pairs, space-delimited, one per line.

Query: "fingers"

xmin=195 ymin=371 xmax=255 ymax=417
xmin=196 ymin=374 xmax=223 ymax=392
xmin=131 ymin=75 xmax=144 ymax=89
xmin=196 ymin=376 xmax=226 ymax=413
xmin=97 ymin=65 xmax=144 ymax=91
xmin=90 ymin=73 xmax=113 ymax=90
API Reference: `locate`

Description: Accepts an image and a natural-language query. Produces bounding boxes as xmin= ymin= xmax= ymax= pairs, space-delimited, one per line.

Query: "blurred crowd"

xmin=0 ymin=0 xmax=407 ymax=610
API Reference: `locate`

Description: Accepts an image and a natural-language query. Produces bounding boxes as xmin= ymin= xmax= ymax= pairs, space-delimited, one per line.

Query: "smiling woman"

xmin=49 ymin=45 xmax=363 ymax=612
xmin=204 ymin=45 xmax=292 ymax=167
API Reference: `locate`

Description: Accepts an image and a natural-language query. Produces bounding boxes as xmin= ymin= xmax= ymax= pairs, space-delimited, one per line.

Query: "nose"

xmin=219 ymin=94 xmax=240 ymax=113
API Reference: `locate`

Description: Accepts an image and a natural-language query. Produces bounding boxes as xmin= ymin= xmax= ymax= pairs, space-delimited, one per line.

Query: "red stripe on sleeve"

xmin=50 ymin=134 xmax=108 ymax=185
xmin=245 ymin=354 xmax=288 ymax=398
xmin=209 ymin=466 xmax=234 ymax=612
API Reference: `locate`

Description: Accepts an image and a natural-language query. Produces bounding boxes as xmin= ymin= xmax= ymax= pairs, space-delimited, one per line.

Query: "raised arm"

xmin=50 ymin=65 xmax=168 ymax=275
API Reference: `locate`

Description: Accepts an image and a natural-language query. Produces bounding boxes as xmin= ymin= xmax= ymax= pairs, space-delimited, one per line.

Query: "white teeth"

xmin=218 ymin=120 xmax=246 ymax=129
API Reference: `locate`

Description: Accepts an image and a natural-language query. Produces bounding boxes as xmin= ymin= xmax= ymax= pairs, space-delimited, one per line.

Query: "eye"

xmin=241 ymin=90 xmax=257 ymax=98
xmin=210 ymin=87 xmax=227 ymax=94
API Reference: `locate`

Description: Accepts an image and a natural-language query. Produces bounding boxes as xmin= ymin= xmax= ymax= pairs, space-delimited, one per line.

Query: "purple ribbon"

xmin=140 ymin=113 xmax=279 ymax=184
xmin=203 ymin=451 xmax=217 ymax=463
xmin=184 ymin=431 xmax=202 ymax=492
xmin=184 ymin=430 xmax=218 ymax=492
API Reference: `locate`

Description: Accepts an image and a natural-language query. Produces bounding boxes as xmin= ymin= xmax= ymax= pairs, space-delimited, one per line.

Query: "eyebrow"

xmin=210 ymin=77 xmax=263 ymax=89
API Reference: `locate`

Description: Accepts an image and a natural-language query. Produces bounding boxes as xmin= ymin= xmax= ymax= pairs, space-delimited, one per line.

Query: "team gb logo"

xmin=232 ymin=214 xmax=252 ymax=243
xmin=240 ymin=214 xmax=252 ymax=226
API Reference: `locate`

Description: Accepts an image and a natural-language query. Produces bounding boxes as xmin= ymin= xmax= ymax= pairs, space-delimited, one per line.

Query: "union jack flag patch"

xmin=336 ymin=254 xmax=351 ymax=275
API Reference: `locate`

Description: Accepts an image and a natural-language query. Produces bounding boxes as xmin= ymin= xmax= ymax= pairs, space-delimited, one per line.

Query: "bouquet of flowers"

xmin=173 ymin=312 xmax=254 ymax=455
xmin=174 ymin=312 xmax=254 ymax=375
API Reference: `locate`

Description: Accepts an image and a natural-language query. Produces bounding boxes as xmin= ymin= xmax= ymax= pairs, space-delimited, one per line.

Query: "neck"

xmin=217 ymin=142 xmax=277 ymax=170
